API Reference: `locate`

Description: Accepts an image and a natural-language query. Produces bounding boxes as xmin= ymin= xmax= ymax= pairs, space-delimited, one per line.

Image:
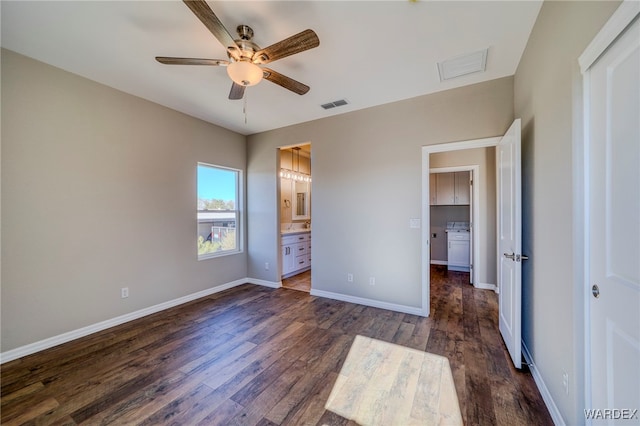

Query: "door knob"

xmin=504 ymin=252 xmax=515 ymax=260
xmin=592 ymin=284 xmax=600 ymax=298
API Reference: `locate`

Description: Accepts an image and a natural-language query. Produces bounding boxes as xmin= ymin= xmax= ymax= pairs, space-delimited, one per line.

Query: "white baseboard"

xmin=474 ymin=282 xmax=498 ymax=293
xmin=2 ymin=278 xmax=422 ymax=364
xmin=246 ymin=278 xmax=281 ymax=289
xmin=310 ymin=289 xmax=427 ymax=317
xmin=522 ymin=341 xmax=566 ymax=426
xmin=1 ymin=278 xmax=254 ymax=364
xmin=430 ymin=260 xmax=448 ymax=265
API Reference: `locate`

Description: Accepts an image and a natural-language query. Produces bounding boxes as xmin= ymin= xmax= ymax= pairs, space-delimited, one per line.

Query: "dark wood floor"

xmin=282 ymin=270 xmax=311 ymax=293
xmin=1 ymin=266 xmax=552 ymax=425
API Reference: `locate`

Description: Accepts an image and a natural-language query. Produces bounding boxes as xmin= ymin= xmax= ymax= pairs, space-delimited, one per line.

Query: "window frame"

xmin=197 ymin=162 xmax=243 ymax=260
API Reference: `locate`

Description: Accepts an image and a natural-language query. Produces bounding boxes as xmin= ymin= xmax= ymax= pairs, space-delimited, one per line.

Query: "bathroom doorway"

xmin=278 ymin=143 xmax=312 ymax=292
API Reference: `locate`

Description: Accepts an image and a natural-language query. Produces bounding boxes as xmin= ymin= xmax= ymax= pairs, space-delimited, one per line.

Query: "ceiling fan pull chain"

xmin=243 ymin=91 xmax=248 ymax=124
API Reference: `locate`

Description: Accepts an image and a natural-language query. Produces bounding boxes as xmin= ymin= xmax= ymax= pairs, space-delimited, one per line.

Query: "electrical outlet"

xmin=265 ymin=262 xmax=270 ymax=271
xmin=562 ymin=371 xmax=569 ymax=395
xmin=347 ymin=273 xmax=354 ymax=282
xmin=369 ymin=277 xmax=375 ymax=286
xmin=121 ymin=287 xmax=129 ymax=299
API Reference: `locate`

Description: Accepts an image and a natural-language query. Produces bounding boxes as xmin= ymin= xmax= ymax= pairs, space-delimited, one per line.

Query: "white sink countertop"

xmin=281 ymin=228 xmax=311 ymax=235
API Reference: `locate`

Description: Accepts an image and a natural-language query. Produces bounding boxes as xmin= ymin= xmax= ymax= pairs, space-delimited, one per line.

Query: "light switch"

xmin=409 ymin=218 xmax=421 ymax=229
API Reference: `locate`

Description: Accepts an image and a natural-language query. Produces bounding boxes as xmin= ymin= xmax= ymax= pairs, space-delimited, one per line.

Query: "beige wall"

xmin=430 ymin=147 xmax=497 ymax=284
xmin=1 ymin=49 xmax=247 ymax=352
xmin=247 ymin=77 xmax=513 ymax=308
xmin=514 ymin=2 xmax=620 ymax=424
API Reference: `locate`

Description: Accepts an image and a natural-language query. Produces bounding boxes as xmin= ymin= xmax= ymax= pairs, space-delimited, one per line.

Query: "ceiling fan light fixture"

xmin=227 ymin=61 xmax=263 ymax=86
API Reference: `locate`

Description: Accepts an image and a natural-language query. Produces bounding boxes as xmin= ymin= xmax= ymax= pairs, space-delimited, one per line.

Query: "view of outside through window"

xmin=197 ymin=163 xmax=239 ymax=257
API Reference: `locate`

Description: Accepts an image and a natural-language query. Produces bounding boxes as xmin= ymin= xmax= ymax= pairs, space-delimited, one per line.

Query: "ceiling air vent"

xmin=437 ymin=48 xmax=488 ymax=82
xmin=321 ymin=99 xmax=349 ymax=110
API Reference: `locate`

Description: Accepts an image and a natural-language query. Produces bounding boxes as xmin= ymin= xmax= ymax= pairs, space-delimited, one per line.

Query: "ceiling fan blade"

xmin=229 ymin=82 xmax=246 ymax=100
xmin=183 ymin=0 xmax=239 ymax=55
xmin=155 ymin=57 xmax=229 ymax=66
xmin=252 ymin=29 xmax=319 ymax=64
xmin=262 ymin=68 xmax=310 ymax=95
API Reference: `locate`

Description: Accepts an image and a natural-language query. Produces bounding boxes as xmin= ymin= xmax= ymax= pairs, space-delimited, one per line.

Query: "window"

xmin=197 ymin=163 xmax=241 ymax=259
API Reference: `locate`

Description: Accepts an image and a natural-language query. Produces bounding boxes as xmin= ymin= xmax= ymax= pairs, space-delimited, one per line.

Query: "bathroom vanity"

xmin=281 ymin=229 xmax=311 ymax=277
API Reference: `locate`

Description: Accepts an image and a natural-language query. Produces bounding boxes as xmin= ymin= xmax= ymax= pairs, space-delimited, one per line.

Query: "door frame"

xmin=429 ymin=166 xmax=480 ymax=285
xmin=421 ymin=137 xmax=500 ymax=315
xmin=577 ymin=0 xmax=639 ymax=416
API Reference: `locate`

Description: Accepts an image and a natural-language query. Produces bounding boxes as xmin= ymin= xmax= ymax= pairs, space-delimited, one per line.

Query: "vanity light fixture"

xmin=280 ymin=147 xmax=312 ymax=183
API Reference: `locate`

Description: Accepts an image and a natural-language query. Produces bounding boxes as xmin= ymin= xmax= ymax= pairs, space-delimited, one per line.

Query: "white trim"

xmin=246 ymin=278 xmax=282 ymax=289
xmin=578 ymin=0 xmax=640 ymax=73
xmin=310 ymin=289 xmax=427 ymax=317
xmin=0 ymin=278 xmax=253 ymax=364
xmin=422 ymin=151 xmax=431 ymax=316
xmin=522 ymin=341 xmax=566 ymax=426
xmin=429 ymin=165 xmax=475 ymax=174
xmin=430 ymin=260 xmax=448 ymax=266
xmin=474 ymin=282 xmax=497 ymax=292
xmin=581 ymin=67 xmax=594 ymax=426
xmin=427 ymin=137 xmax=501 ymax=153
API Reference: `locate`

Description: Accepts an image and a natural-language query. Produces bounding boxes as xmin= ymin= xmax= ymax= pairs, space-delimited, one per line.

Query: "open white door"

xmin=497 ymin=119 xmax=523 ymax=369
xmin=583 ymin=9 xmax=639 ymax=420
xmin=469 ymin=170 xmax=474 ymax=285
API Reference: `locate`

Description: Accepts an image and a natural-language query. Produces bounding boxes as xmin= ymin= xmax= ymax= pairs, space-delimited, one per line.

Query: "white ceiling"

xmin=1 ymin=1 xmax=542 ymax=135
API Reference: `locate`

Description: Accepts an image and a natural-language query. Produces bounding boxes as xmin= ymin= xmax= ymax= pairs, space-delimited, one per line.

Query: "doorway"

xmin=429 ymin=166 xmax=477 ymax=287
xmin=421 ymin=136 xmax=501 ymax=315
xmin=278 ymin=143 xmax=313 ymax=292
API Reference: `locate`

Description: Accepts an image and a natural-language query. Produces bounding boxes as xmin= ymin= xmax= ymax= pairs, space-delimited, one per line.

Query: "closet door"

xmin=583 ymin=11 xmax=639 ymax=418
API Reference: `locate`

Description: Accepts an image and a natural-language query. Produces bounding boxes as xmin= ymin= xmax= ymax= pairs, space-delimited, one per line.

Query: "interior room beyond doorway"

xmin=279 ymin=143 xmax=312 ymax=292
xmin=428 ymin=146 xmax=497 ymax=294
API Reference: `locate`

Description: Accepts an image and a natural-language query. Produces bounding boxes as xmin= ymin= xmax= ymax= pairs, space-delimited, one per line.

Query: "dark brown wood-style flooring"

xmin=1 ymin=266 xmax=553 ymax=425
xmin=282 ymin=270 xmax=311 ymax=293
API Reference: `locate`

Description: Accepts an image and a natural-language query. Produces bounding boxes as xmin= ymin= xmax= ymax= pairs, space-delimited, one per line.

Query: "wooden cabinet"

xmin=429 ymin=174 xmax=437 ymax=205
xmin=454 ymin=172 xmax=470 ymax=204
xmin=430 ymin=172 xmax=470 ymax=205
xmin=281 ymin=232 xmax=311 ymax=278
xmin=435 ymin=173 xmax=455 ymax=205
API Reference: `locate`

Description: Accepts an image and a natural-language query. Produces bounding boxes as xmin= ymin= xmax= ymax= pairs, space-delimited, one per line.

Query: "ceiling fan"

xmin=156 ymin=0 xmax=320 ymax=100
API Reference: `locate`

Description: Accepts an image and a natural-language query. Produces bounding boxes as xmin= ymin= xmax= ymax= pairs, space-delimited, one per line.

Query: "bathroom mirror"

xmin=292 ymin=181 xmax=310 ymax=220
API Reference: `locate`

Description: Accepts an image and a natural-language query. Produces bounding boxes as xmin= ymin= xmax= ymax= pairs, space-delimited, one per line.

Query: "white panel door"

xmin=497 ymin=119 xmax=523 ymax=369
xmin=586 ymin=16 xmax=640 ymax=421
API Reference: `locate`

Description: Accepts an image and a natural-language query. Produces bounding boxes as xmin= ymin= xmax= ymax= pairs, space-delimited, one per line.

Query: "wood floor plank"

xmin=227 ymin=359 xmax=310 ymax=425
xmin=195 ymin=397 xmax=246 ymax=426
xmin=1 ymin=396 xmax=59 ymax=426
xmin=1 ymin=267 xmax=553 ymax=425
xmin=275 ymin=371 xmax=340 ymax=426
xmin=263 ymin=333 xmax=353 ymax=424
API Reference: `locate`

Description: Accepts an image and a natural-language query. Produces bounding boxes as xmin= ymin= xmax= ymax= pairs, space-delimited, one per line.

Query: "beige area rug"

xmin=325 ymin=335 xmax=462 ymax=425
